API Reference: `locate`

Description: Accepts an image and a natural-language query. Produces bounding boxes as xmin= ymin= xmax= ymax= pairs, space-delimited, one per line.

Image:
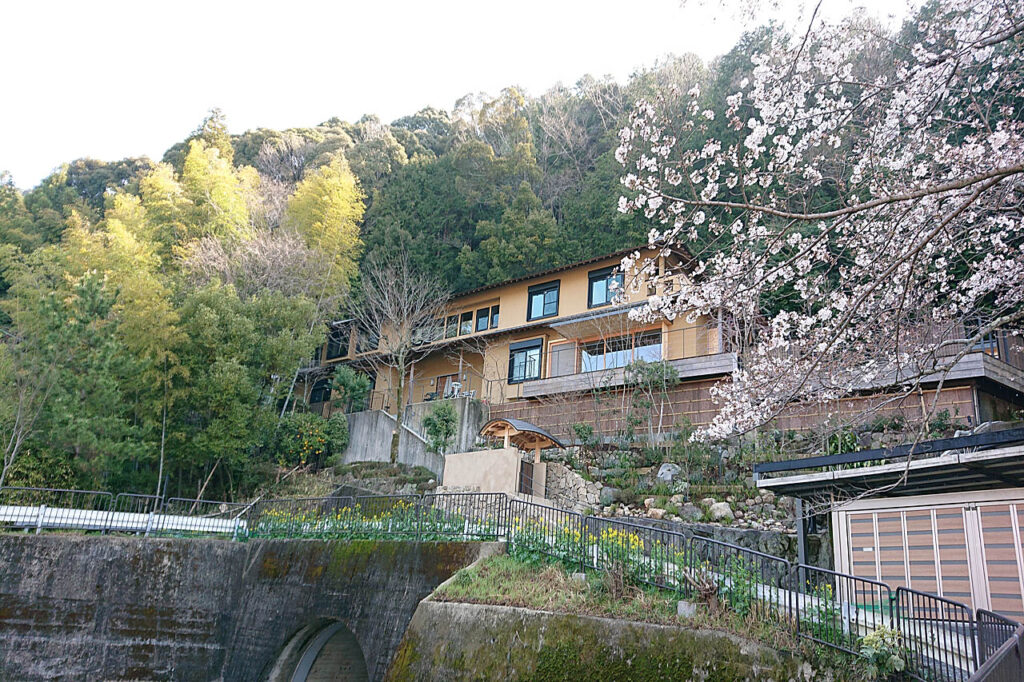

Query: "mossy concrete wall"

xmin=0 ymin=534 xmax=500 ymax=681
xmin=387 ymin=601 xmax=830 ymax=681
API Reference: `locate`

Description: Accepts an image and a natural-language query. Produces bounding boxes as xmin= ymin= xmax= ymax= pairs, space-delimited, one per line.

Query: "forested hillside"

xmin=0 ymin=31 xmax=767 ymax=500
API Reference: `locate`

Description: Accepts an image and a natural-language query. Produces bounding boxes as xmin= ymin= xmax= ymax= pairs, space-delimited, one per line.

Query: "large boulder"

xmin=709 ymin=502 xmax=735 ymax=523
xmin=656 ymin=463 xmax=681 ymax=482
xmin=599 ymin=487 xmax=622 ymax=506
xmin=678 ymin=503 xmax=703 ymax=522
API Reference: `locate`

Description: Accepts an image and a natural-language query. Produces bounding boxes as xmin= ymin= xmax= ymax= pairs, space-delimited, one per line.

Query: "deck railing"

xmin=1 ymin=485 xmax=1020 ymax=680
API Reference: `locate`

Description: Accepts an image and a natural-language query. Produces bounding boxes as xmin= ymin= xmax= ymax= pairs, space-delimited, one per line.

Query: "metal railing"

xmin=978 ymin=610 xmax=1021 ymax=665
xmin=2 ymin=485 xmax=1021 ymax=680
xmin=971 ymin=623 xmax=1024 ymax=681
xmin=896 ymin=587 xmax=979 ymax=681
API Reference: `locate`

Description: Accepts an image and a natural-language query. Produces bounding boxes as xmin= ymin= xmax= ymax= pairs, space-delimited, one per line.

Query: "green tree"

xmin=283 ymin=157 xmax=364 ymax=291
xmin=180 ymin=139 xmax=255 ymax=239
xmin=423 ymin=400 xmax=458 ymax=455
xmin=457 ymin=182 xmax=563 ymax=286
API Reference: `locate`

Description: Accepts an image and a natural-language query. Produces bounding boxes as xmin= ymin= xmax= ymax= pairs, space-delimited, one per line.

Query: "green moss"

xmin=386 ymin=628 xmax=421 ymax=682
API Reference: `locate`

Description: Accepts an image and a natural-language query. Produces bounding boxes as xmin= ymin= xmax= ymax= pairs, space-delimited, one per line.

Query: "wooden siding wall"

xmin=835 ymin=492 xmax=1024 ymax=620
xmin=488 ymin=381 xmax=977 ymax=443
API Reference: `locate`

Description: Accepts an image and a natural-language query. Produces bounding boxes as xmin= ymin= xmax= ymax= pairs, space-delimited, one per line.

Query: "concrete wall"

xmin=443 ymin=447 xmax=521 ymax=495
xmin=344 ymin=397 xmax=487 ymax=478
xmin=0 ymin=534 xmax=500 ymax=682
xmin=387 ymin=600 xmax=819 ymax=681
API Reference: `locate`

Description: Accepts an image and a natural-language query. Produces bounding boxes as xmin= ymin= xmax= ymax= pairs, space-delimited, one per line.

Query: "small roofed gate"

xmin=478 ymin=417 xmax=564 ymax=499
xmin=834 ymin=491 xmax=1024 ymax=622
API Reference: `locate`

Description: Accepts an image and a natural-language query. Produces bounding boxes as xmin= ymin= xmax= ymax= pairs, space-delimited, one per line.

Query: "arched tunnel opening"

xmin=267 ymin=619 xmax=369 ymax=682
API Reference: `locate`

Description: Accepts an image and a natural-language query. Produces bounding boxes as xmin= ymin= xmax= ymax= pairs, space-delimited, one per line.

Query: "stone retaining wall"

xmin=543 ymin=462 xmax=603 ymax=512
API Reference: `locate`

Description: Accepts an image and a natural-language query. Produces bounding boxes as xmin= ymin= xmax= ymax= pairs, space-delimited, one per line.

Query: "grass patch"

xmin=435 ymin=555 xmax=869 ymax=679
xmin=334 ymin=462 xmax=436 ymax=487
xmin=435 ymin=555 xmax=794 ymax=646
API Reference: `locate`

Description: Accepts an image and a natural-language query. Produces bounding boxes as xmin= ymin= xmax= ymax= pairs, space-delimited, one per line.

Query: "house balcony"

xmin=520 ymin=352 xmax=738 ymax=398
xmin=518 ymin=323 xmax=736 ymax=399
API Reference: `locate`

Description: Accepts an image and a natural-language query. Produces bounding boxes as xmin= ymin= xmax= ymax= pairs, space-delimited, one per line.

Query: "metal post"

xmin=144 ymin=511 xmax=155 ymax=537
xmin=35 ymin=504 xmax=47 ymax=534
xmin=795 ymin=498 xmax=808 ymax=587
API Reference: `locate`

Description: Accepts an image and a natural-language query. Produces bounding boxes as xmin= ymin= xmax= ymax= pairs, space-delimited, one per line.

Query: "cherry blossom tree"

xmin=616 ymin=0 xmax=1024 ymax=441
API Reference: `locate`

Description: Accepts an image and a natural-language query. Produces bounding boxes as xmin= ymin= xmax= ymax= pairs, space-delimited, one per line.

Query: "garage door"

xmin=835 ymin=492 xmax=1024 ymax=620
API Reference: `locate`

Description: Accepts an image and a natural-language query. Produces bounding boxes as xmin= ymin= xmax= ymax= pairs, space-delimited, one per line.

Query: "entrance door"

xmin=436 ymin=374 xmax=458 ymax=399
xmin=519 ymin=461 xmax=535 ymax=496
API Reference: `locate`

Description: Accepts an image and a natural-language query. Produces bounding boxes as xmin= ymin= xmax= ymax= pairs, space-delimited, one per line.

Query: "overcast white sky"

xmin=0 ymin=0 xmax=906 ymax=189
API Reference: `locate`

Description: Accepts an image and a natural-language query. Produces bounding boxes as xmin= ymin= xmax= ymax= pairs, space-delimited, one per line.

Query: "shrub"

xmin=423 ymin=400 xmax=458 ymax=454
xmin=271 ymin=411 xmax=348 ymax=469
xmin=324 ymin=413 xmax=349 ymax=465
xmin=858 ymin=626 xmax=907 ymax=680
xmin=331 ymin=366 xmax=371 ymax=413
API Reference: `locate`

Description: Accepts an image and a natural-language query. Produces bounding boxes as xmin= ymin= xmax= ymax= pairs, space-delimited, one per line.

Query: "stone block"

xmin=656 ymin=463 xmax=681 ymax=482
xmin=709 ymin=501 xmax=734 ymax=523
xmin=677 ymin=600 xmax=698 ymax=618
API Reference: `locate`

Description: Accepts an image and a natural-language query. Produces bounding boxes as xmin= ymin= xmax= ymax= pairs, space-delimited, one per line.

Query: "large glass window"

xmin=445 ymin=314 xmax=458 ymax=339
xmin=588 ymin=267 xmax=625 ymax=308
xmin=581 ymin=331 xmax=662 ymax=372
xmin=460 ymin=311 xmax=473 ymax=335
xmin=508 ymin=339 xmax=543 ymax=383
xmin=355 ymin=329 xmax=379 ymax=353
xmin=490 ymin=305 xmax=500 ymax=329
xmin=634 ymin=330 xmax=663 ymax=362
xmin=527 ymin=281 xmax=560 ymax=321
xmin=429 ymin=318 xmax=444 ymax=342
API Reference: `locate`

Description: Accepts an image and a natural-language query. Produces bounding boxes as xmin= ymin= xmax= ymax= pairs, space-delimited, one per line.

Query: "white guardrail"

xmin=0 ymin=503 xmax=246 ymax=536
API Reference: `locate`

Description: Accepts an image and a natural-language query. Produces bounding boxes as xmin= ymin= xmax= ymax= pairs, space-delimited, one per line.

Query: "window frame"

xmin=507 ymin=338 xmax=544 ymax=384
xmin=527 ymin=280 xmax=560 ymax=321
xmin=459 ymin=311 xmax=473 ymax=335
xmin=325 ymin=326 xmax=348 ymax=360
xmin=445 ymin=314 xmax=458 ymax=339
xmin=476 ymin=307 xmax=490 ymax=332
xmin=587 ymin=266 xmax=624 ymax=309
xmin=355 ymin=328 xmax=379 ymax=354
xmin=490 ymin=304 xmax=500 ymax=329
xmin=309 ymin=378 xmax=332 ymax=404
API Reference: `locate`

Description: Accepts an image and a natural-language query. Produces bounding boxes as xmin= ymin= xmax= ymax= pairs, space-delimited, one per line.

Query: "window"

xmin=356 ymin=329 xmax=379 ymax=354
xmin=490 ymin=305 xmax=500 ymax=329
xmin=445 ymin=314 xmax=458 ymax=339
xmin=459 ymin=311 xmax=473 ymax=335
xmin=429 ymin=318 xmax=444 ymax=342
xmin=508 ymin=339 xmax=543 ymax=383
xmin=309 ymin=378 xmax=331 ymax=404
xmin=326 ymin=327 xmax=348 ymax=360
xmin=436 ymin=373 xmax=459 ymax=399
xmin=588 ymin=267 xmax=625 ymax=308
xmin=634 ymin=330 xmax=663 ymax=363
xmin=527 ymin=281 xmax=559 ymax=321
xmin=581 ymin=336 xmax=631 ymax=372
xmin=476 ymin=308 xmax=490 ymax=332
xmin=581 ymin=331 xmax=662 ymax=372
